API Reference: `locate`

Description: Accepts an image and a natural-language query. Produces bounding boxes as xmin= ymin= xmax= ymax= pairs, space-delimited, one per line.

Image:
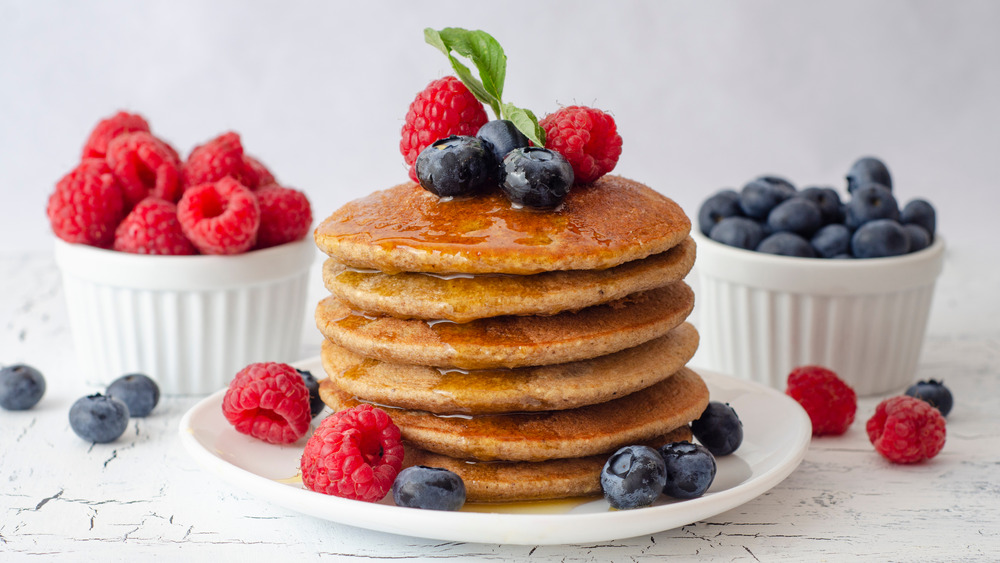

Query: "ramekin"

xmin=54 ymin=238 xmax=317 ymax=395
xmin=691 ymin=230 xmax=945 ymax=396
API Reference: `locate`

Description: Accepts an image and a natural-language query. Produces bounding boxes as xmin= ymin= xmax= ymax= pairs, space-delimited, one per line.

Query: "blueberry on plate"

xmin=905 ymin=380 xmax=953 ymax=417
xmin=739 ymin=178 xmax=796 ymax=220
xmin=903 ymin=224 xmax=932 ymax=253
xmin=845 ymin=184 xmax=900 ymax=230
xmin=709 ymin=216 xmax=765 ymax=250
xmin=659 ymin=441 xmax=717 ymax=499
xmin=755 ymin=175 xmax=797 ymax=194
xmin=69 ymin=394 xmax=130 ymax=443
xmin=901 ymin=199 xmax=936 ymax=242
xmin=799 ymin=186 xmax=845 ymax=225
xmin=296 ymin=368 xmax=325 ymax=418
xmin=499 ymin=147 xmax=574 ymax=208
xmin=477 ymin=120 xmax=530 ymax=167
xmin=811 ymin=223 xmax=852 ymax=258
xmin=415 ymin=135 xmax=496 ymax=198
xmin=851 ymin=219 xmax=910 ymax=258
xmin=0 ymin=364 xmax=46 ymax=411
xmin=846 ymin=156 xmax=892 ymax=194
xmin=601 ymin=445 xmax=666 ymax=510
xmin=106 ymin=373 xmax=159 ymax=417
xmin=697 ymin=189 xmax=742 ymax=237
xmin=766 ymin=197 xmax=823 ymax=238
xmin=690 ymin=401 xmax=743 ymax=456
xmin=757 ymin=232 xmax=817 ymax=258
xmin=392 ymin=466 xmax=466 ymax=511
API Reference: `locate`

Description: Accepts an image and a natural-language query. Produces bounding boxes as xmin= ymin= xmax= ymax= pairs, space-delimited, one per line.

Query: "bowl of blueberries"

xmin=693 ymin=156 xmax=944 ymax=396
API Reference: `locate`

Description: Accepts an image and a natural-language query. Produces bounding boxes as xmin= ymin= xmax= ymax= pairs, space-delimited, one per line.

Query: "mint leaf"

xmin=502 ymin=103 xmax=546 ymax=147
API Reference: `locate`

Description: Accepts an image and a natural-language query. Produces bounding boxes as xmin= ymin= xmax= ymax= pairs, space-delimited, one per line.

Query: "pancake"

xmin=322 ymin=237 xmax=696 ymax=322
xmin=313 ymin=176 xmax=692 ymax=275
xmin=318 ymin=367 xmax=710 ymax=462
xmin=315 ymin=281 xmax=695 ymax=370
xmin=320 ymin=322 xmax=699 ymax=414
xmin=402 ymin=426 xmax=694 ymax=503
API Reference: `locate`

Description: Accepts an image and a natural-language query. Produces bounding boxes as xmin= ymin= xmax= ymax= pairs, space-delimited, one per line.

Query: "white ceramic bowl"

xmin=54 ymin=238 xmax=317 ymax=395
xmin=691 ymin=230 xmax=945 ymax=396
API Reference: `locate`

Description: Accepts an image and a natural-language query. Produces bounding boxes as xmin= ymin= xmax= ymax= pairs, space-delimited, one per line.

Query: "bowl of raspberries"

xmin=692 ymin=157 xmax=944 ymax=395
xmin=48 ymin=111 xmax=316 ymax=395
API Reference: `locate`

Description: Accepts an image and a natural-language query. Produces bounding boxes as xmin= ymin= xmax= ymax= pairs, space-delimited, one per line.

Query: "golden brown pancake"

xmin=315 ymin=281 xmax=695 ymax=370
xmin=322 ymin=237 xmax=696 ymax=322
xmin=320 ymin=322 xmax=699 ymax=414
xmin=318 ymin=367 xmax=710 ymax=462
xmin=313 ymin=176 xmax=692 ymax=275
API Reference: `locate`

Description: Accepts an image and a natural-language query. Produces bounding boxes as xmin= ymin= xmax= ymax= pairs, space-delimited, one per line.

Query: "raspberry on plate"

xmin=177 ymin=177 xmax=260 ymax=255
xmin=786 ymin=365 xmax=857 ymax=436
xmin=182 ymin=132 xmax=260 ymax=189
xmin=540 ymin=106 xmax=622 ymax=184
xmin=400 ymin=76 xmax=489 ymax=183
xmin=254 ymin=185 xmax=312 ymax=249
xmin=866 ymin=395 xmax=946 ymax=464
xmin=106 ymin=131 xmax=183 ymax=207
xmin=47 ymin=159 xmax=125 ymax=248
xmin=301 ymin=404 xmax=404 ymax=502
xmin=222 ymin=362 xmax=311 ymax=445
xmin=244 ymin=155 xmax=276 ymax=188
xmin=113 ymin=198 xmax=197 ymax=255
xmin=81 ymin=111 xmax=151 ymax=159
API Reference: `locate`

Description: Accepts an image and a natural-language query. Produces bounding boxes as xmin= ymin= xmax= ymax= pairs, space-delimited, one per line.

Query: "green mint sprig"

xmin=424 ymin=27 xmax=546 ymax=147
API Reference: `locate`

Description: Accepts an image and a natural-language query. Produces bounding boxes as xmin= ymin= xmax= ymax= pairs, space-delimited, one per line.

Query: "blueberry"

xmin=0 ymin=364 xmax=46 ymax=411
xmin=499 ymin=147 xmax=574 ymax=209
xmin=392 ymin=466 xmax=466 ymax=511
xmin=755 ymin=175 xmax=797 ymax=193
xmin=766 ymin=197 xmax=823 ymax=237
xmin=845 ymin=184 xmax=900 ymax=230
xmin=296 ymin=368 xmax=324 ymax=418
xmin=901 ymin=199 xmax=936 ymax=242
xmin=851 ymin=219 xmax=910 ymax=258
xmin=739 ymin=179 xmax=795 ymax=220
xmin=799 ymin=186 xmax=845 ymax=225
xmin=832 ymin=253 xmax=854 ymax=259
xmin=904 ymin=379 xmax=953 ymax=417
xmin=846 ymin=156 xmax=892 ymax=194
xmin=69 ymin=394 xmax=130 ymax=443
xmin=415 ymin=136 xmax=496 ymax=198
xmin=690 ymin=401 xmax=744 ymax=456
xmin=476 ymin=120 xmax=530 ymax=167
xmin=600 ymin=445 xmax=666 ymax=510
xmin=658 ymin=441 xmax=717 ymax=499
xmin=756 ymin=232 xmax=816 ymax=258
xmin=903 ymin=224 xmax=931 ymax=253
xmin=105 ymin=373 xmax=159 ymax=417
xmin=697 ymin=189 xmax=743 ymax=237
xmin=811 ymin=223 xmax=852 ymax=258
xmin=709 ymin=216 xmax=765 ymax=250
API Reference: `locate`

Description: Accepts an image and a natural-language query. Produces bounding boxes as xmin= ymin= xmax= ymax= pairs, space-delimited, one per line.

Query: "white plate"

xmin=179 ymin=359 xmax=811 ymax=545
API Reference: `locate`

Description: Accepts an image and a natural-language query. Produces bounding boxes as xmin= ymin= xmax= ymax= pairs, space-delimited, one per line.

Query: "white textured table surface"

xmin=2 ymin=248 xmax=999 ymax=562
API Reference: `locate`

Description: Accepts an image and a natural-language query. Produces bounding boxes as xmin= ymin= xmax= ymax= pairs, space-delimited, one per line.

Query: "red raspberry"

xmin=300 ymin=404 xmax=404 ymax=502
xmin=47 ymin=159 xmax=125 ymax=248
xmin=182 ymin=132 xmax=260 ymax=189
xmin=81 ymin=111 xmax=151 ymax=159
xmin=786 ymin=365 xmax=857 ymax=436
xmin=867 ymin=395 xmax=946 ymax=464
xmin=254 ymin=185 xmax=312 ymax=249
xmin=106 ymin=131 xmax=183 ymax=207
xmin=113 ymin=198 xmax=197 ymax=255
xmin=399 ymin=76 xmax=489 ymax=182
xmin=540 ymin=106 xmax=623 ymax=184
xmin=222 ymin=362 xmax=311 ymax=445
xmin=244 ymin=155 xmax=275 ymax=187
xmin=177 ymin=177 xmax=260 ymax=255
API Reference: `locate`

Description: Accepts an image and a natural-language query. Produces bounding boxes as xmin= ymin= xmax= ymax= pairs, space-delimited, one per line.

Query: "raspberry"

xmin=81 ymin=111 xmax=150 ymax=159
xmin=182 ymin=132 xmax=261 ymax=189
xmin=866 ymin=395 xmax=946 ymax=464
xmin=106 ymin=131 xmax=183 ymax=207
xmin=177 ymin=177 xmax=260 ymax=254
xmin=47 ymin=159 xmax=125 ymax=248
xmin=254 ymin=185 xmax=312 ymax=249
xmin=540 ymin=106 xmax=623 ymax=184
xmin=113 ymin=198 xmax=197 ymax=255
xmin=244 ymin=155 xmax=275 ymax=188
xmin=222 ymin=362 xmax=311 ymax=445
xmin=300 ymin=404 xmax=404 ymax=502
xmin=400 ymin=76 xmax=489 ymax=182
xmin=785 ymin=365 xmax=857 ymax=436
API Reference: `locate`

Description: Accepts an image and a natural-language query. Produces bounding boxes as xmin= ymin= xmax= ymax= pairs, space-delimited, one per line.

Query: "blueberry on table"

xmin=851 ymin=219 xmax=910 ymax=258
xmin=499 ymin=147 xmax=574 ymax=209
xmin=903 ymin=224 xmax=932 ymax=253
xmin=659 ymin=441 xmax=717 ymax=499
xmin=415 ymin=135 xmax=496 ymax=198
xmin=106 ymin=373 xmax=159 ymax=417
xmin=69 ymin=394 xmax=130 ymax=443
xmin=392 ymin=466 xmax=466 ymax=511
xmin=799 ymin=186 xmax=845 ymax=225
xmin=709 ymin=216 xmax=765 ymax=250
xmin=296 ymin=368 xmax=325 ymax=418
xmin=0 ymin=364 xmax=46 ymax=411
xmin=846 ymin=156 xmax=892 ymax=194
xmin=757 ymin=232 xmax=817 ymax=258
xmin=766 ymin=197 xmax=823 ymax=237
xmin=845 ymin=184 xmax=900 ymax=230
xmin=698 ymin=189 xmax=742 ymax=237
xmin=601 ymin=445 xmax=667 ymax=510
xmin=739 ymin=178 xmax=795 ymax=220
xmin=476 ymin=120 xmax=530 ymax=167
xmin=811 ymin=223 xmax=852 ymax=258
xmin=904 ymin=380 xmax=953 ymax=417
xmin=690 ymin=401 xmax=744 ymax=456
xmin=901 ymin=199 xmax=936 ymax=242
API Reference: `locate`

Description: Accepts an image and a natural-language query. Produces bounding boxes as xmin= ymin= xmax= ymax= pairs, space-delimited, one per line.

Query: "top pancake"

xmin=314 ymin=175 xmax=691 ymax=275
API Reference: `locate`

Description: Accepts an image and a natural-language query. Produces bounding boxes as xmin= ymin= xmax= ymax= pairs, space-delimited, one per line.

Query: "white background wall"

xmin=2 ymin=0 xmax=998 ymax=257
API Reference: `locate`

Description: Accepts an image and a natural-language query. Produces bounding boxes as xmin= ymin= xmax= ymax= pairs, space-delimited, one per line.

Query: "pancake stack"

xmin=312 ymin=175 xmax=709 ymax=503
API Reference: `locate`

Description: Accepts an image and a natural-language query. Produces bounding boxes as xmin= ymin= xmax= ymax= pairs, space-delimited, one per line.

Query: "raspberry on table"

xmin=81 ymin=111 xmax=151 ymax=159
xmin=113 ymin=198 xmax=197 ymax=255
xmin=254 ymin=185 xmax=312 ymax=249
xmin=400 ymin=76 xmax=489 ymax=183
xmin=222 ymin=362 xmax=312 ymax=445
xmin=786 ymin=365 xmax=857 ymax=436
xmin=177 ymin=177 xmax=260 ymax=254
xmin=106 ymin=131 xmax=183 ymax=207
xmin=540 ymin=106 xmax=623 ymax=184
xmin=47 ymin=159 xmax=125 ymax=248
xmin=866 ymin=395 xmax=946 ymax=464
xmin=301 ymin=404 xmax=404 ymax=502
xmin=182 ymin=132 xmax=260 ymax=189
